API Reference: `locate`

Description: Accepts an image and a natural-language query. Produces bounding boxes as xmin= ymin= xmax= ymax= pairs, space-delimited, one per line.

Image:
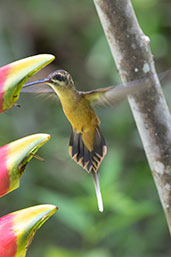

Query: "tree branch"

xmin=94 ymin=0 xmax=171 ymax=233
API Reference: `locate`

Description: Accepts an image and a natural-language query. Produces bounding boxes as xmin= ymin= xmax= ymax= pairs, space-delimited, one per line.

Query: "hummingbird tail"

xmin=91 ymin=171 xmax=103 ymax=212
xmin=69 ymin=127 xmax=107 ymax=173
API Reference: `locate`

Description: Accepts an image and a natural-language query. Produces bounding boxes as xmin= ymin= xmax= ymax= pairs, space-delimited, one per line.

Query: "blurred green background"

xmin=0 ymin=0 xmax=171 ymax=256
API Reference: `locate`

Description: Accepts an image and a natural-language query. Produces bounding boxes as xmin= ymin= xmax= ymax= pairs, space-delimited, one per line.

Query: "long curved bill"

xmin=0 ymin=54 xmax=55 ymax=113
xmin=0 ymin=133 xmax=50 ymax=197
xmin=23 ymin=78 xmax=50 ymax=88
xmin=0 ymin=204 xmax=57 ymax=257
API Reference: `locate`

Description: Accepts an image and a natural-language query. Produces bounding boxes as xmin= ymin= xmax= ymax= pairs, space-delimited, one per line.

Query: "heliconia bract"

xmin=0 ymin=54 xmax=55 ymax=113
xmin=0 ymin=133 xmax=50 ymax=197
xmin=0 ymin=204 xmax=57 ymax=257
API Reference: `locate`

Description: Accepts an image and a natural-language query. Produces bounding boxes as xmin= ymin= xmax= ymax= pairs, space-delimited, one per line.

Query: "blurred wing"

xmin=83 ymin=69 xmax=171 ymax=107
xmin=83 ymin=78 xmax=150 ymax=107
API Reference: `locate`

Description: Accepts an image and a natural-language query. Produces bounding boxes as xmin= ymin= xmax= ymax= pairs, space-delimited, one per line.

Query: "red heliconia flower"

xmin=0 ymin=133 xmax=50 ymax=197
xmin=0 ymin=54 xmax=55 ymax=113
xmin=0 ymin=204 xmax=57 ymax=257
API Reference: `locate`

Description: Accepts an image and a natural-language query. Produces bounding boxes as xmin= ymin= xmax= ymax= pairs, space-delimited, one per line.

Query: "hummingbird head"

xmin=23 ymin=69 xmax=75 ymax=92
xmin=48 ymin=70 xmax=75 ymax=89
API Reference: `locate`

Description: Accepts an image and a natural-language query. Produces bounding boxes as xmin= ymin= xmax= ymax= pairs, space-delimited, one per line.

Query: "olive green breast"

xmin=55 ymin=88 xmax=100 ymax=132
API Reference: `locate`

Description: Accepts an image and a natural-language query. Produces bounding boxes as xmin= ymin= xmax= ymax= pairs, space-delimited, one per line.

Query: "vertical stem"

xmin=94 ymin=0 xmax=171 ymax=233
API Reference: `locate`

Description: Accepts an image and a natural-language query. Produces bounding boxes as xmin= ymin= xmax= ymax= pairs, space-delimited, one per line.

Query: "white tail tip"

xmin=91 ymin=172 xmax=103 ymax=212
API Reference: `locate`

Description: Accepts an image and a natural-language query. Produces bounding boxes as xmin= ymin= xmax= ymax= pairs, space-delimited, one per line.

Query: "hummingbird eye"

xmin=53 ymin=73 xmax=66 ymax=82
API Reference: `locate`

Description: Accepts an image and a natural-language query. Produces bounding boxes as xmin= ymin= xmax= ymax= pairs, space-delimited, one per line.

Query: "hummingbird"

xmin=22 ymin=69 xmax=163 ymax=212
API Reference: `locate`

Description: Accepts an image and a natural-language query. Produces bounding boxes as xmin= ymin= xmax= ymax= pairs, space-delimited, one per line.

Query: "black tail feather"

xmin=69 ymin=132 xmax=80 ymax=158
xmin=69 ymin=127 xmax=107 ymax=173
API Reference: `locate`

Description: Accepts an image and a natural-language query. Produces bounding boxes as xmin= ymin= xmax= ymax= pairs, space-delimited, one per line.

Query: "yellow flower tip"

xmin=13 ymin=204 xmax=58 ymax=225
xmin=0 ymin=133 xmax=51 ymax=197
xmin=1 ymin=54 xmax=55 ymax=112
xmin=13 ymin=204 xmax=57 ymax=248
xmin=8 ymin=132 xmax=50 ymax=164
xmin=32 ymin=54 xmax=55 ymax=63
xmin=0 ymin=204 xmax=57 ymax=257
xmin=8 ymin=133 xmax=51 ymax=169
